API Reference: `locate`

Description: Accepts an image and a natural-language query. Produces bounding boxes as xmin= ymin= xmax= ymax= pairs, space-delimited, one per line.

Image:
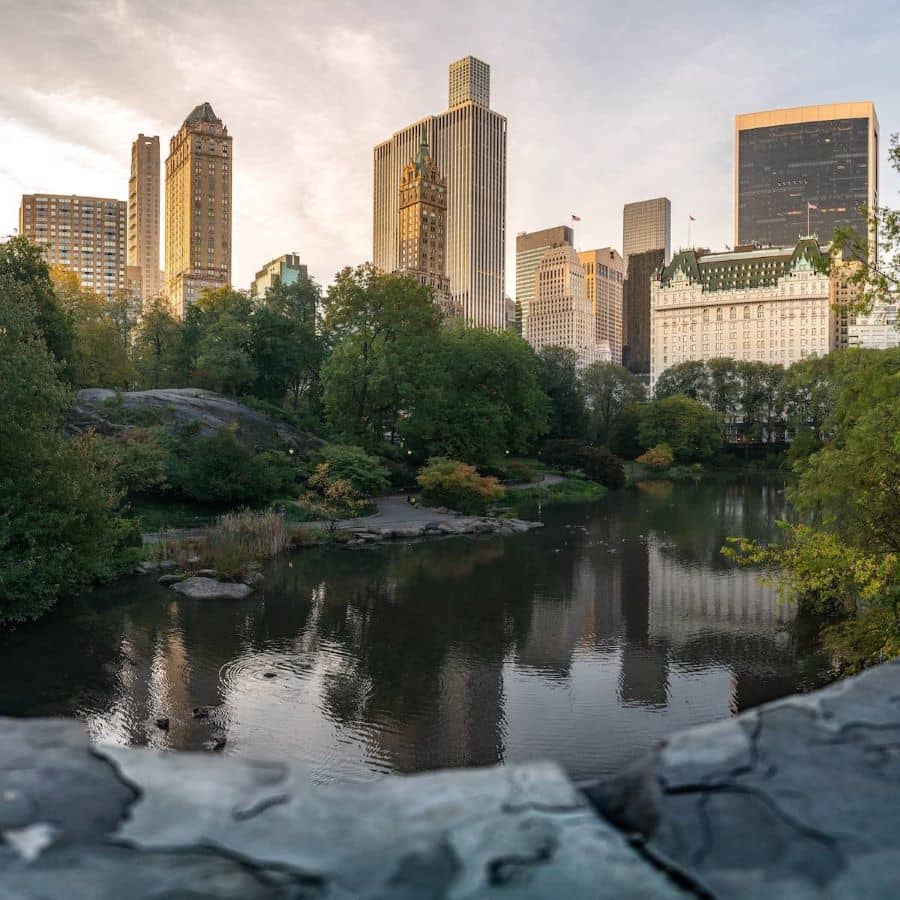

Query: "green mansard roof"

xmin=657 ymin=239 xmax=826 ymax=292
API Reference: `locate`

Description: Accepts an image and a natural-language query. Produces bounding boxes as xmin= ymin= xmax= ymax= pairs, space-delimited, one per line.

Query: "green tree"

xmin=777 ymin=354 xmax=834 ymax=440
xmin=653 ymin=360 xmax=709 ymax=401
xmin=404 ymin=325 xmax=548 ymax=464
xmin=321 ymin=266 xmax=442 ymax=447
xmin=581 ymin=361 xmax=645 ymax=445
xmin=1 ymin=274 xmax=135 ymax=623
xmin=133 ymin=297 xmax=183 ymax=388
xmin=536 ymin=346 xmax=587 ymax=440
xmin=706 ymin=357 xmax=740 ymax=432
xmin=638 ymin=395 xmax=724 ymax=462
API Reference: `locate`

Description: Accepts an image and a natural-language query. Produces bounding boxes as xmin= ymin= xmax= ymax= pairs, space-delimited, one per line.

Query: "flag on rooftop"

xmin=571 ymin=214 xmax=581 ymax=222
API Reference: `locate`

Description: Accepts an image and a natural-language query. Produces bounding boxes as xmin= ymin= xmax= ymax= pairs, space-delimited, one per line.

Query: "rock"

xmin=170 ymin=577 xmax=252 ymax=600
xmin=202 ymin=732 xmax=227 ymax=752
xmin=194 ymin=568 xmax=218 ymax=578
xmin=262 ymin=672 xmax=277 ymax=679
xmin=154 ymin=718 xmax=170 ymax=731
xmin=191 ymin=706 xmax=216 ymax=720
xmin=136 ymin=561 xmax=160 ymax=574
xmin=156 ymin=574 xmax=183 ymax=586
xmin=242 ymin=572 xmax=264 ymax=586
xmin=157 ymin=560 xmax=178 ymax=571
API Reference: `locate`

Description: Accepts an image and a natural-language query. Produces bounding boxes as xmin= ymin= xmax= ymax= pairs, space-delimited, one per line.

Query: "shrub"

xmin=101 ymin=428 xmax=171 ymax=497
xmin=303 ymin=462 xmax=367 ymax=532
xmin=577 ymin=447 xmax=625 ymax=489
xmin=200 ymin=508 xmax=289 ymax=577
xmin=539 ymin=439 xmax=586 ymax=471
xmin=636 ymin=443 xmax=675 ymax=470
xmin=505 ymin=460 xmax=537 ymax=483
xmin=417 ymin=457 xmax=505 ymax=514
xmin=312 ymin=444 xmax=390 ymax=498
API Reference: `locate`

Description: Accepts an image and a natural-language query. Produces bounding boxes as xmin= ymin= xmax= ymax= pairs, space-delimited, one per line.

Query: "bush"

xmin=577 ymin=447 xmax=625 ymax=489
xmin=505 ymin=460 xmax=537 ymax=483
xmin=417 ymin=457 xmax=505 ymax=514
xmin=539 ymin=439 xmax=586 ymax=471
xmin=101 ymin=428 xmax=171 ymax=497
xmin=302 ymin=462 xmax=367 ymax=531
xmin=636 ymin=443 xmax=675 ymax=470
xmin=312 ymin=444 xmax=389 ymax=498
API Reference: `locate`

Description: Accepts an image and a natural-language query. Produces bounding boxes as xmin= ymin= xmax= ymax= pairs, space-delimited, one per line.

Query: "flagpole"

xmin=688 ymin=216 xmax=691 ymax=249
xmin=807 ymin=203 xmax=810 ymax=237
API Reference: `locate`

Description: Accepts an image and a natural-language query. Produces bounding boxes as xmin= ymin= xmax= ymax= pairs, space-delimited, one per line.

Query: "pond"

xmin=0 ymin=475 xmax=835 ymax=783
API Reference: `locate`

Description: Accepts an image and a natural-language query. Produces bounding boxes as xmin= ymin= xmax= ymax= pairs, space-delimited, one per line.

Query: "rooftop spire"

xmin=183 ymin=102 xmax=223 ymax=128
xmin=414 ymin=130 xmax=430 ymax=174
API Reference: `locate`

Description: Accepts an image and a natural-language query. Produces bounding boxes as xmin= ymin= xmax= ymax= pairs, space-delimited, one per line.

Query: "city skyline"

xmin=1 ymin=1 xmax=898 ymax=296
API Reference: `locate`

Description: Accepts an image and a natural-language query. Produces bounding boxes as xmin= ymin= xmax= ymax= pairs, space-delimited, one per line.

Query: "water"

xmin=0 ymin=475 xmax=833 ymax=783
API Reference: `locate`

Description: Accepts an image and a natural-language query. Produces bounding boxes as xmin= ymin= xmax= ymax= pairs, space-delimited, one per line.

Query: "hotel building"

xmin=127 ymin=134 xmax=161 ymax=302
xmin=19 ymin=193 xmax=127 ymax=299
xmin=164 ymin=102 xmax=232 ymax=317
xmin=373 ymin=56 xmax=507 ymax=328
xmin=525 ymin=246 xmax=610 ymax=369
xmin=650 ymin=240 xmax=836 ymax=390
xmin=579 ymin=247 xmax=624 ymax=363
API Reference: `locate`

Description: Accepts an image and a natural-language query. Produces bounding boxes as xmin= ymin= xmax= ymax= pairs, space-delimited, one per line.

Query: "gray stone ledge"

xmin=2 ymin=661 xmax=899 ymax=898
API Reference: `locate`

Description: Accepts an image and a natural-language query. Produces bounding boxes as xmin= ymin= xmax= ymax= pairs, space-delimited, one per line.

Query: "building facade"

xmin=19 ymin=193 xmax=127 ymax=299
xmin=373 ymin=57 xmax=507 ymax=329
xmin=735 ymin=103 xmax=878 ymax=251
xmin=525 ymin=246 xmax=610 ymax=369
xmin=848 ymin=303 xmax=900 ymax=349
xmin=579 ymin=247 xmax=624 ymax=363
xmin=623 ymin=197 xmax=671 ymax=272
xmin=515 ymin=225 xmax=573 ymax=333
xmin=396 ymin=135 xmax=457 ymax=316
xmin=127 ymin=134 xmax=161 ymax=302
xmin=650 ymin=240 xmax=835 ymax=390
xmin=623 ymin=248 xmax=665 ymax=374
xmin=165 ymin=102 xmax=232 ymax=317
xmin=250 ymin=253 xmax=308 ymax=299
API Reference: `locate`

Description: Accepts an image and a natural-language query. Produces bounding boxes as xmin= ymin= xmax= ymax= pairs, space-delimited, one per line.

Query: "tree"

xmin=321 ymin=266 xmax=443 ymax=447
xmin=0 ymin=236 xmax=75 ymax=381
xmin=638 ymin=395 xmax=723 ymax=462
xmin=133 ymin=297 xmax=183 ymax=389
xmin=777 ymin=355 xmax=834 ymax=440
xmin=1 ymin=273 xmax=135 ymax=623
xmin=653 ymin=360 xmax=709 ymax=401
xmin=581 ymin=361 xmax=645 ymax=445
xmin=706 ymin=357 xmax=740 ymax=432
xmin=403 ymin=325 xmax=548 ymax=464
xmin=536 ymin=346 xmax=587 ymax=440
xmin=735 ymin=361 xmax=783 ymax=441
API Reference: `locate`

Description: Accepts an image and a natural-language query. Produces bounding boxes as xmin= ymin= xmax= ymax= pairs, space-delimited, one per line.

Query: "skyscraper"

xmin=515 ymin=226 xmax=573 ymax=333
xmin=19 ymin=193 xmax=127 ymax=299
xmin=396 ymin=134 xmax=457 ymax=316
xmin=250 ymin=253 xmax=308 ymax=299
xmin=127 ymin=134 xmax=161 ymax=302
xmin=622 ymin=198 xmax=671 ymax=374
xmin=579 ymin=247 xmax=624 ymax=364
xmin=735 ymin=103 xmax=878 ymax=250
xmin=623 ymin=197 xmax=671 ymax=272
xmin=373 ymin=56 xmax=507 ymax=328
xmin=165 ymin=102 xmax=232 ymax=317
xmin=525 ymin=246 xmax=609 ymax=369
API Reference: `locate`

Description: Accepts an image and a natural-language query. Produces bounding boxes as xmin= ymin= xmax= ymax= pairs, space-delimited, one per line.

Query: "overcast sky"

xmin=1 ymin=0 xmax=897 ymax=294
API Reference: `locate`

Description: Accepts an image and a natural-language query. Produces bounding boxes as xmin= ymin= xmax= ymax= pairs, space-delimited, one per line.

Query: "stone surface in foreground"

xmin=169 ymin=576 xmax=252 ymax=600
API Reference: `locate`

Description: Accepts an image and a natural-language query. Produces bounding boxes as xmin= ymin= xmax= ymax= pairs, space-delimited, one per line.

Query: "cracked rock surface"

xmin=583 ymin=658 xmax=900 ymax=899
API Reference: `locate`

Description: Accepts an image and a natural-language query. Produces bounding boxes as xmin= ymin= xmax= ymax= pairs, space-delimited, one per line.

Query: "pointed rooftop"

xmin=183 ymin=102 xmax=223 ymax=128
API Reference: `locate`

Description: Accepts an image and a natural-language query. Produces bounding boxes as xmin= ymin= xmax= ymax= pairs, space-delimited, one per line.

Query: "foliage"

xmin=506 ymin=475 xmax=607 ymax=508
xmin=653 ymin=360 xmax=709 ymax=402
xmin=101 ymin=428 xmax=171 ymax=497
xmin=636 ymin=443 xmax=675 ymax=470
xmin=539 ymin=439 xmax=587 ymax=471
xmin=133 ymin=297 xmax=183 ymax=389
xmin=416 ymin=457 xmax=505 ymax=515
xmin=0 ymin=272 xmax=137 ymax=623
xmin=577 ymin=446 xmax=626 ymax=489
xmin=638 ymin=395 xmax=724 ymax=462
xmin=199 ymin=508 xmax=289 ymax=578
xmin=505 ymin=460 xmax=537 ymax=484
xmin=776 ymin=355 xmax=834 ymax=440
xmin=608 ymin=402 xmax=646 ymax=459
xmin=312 ymin=444 xmax=389 ymax=498
xmin=536 ymin=346 xmax=587 ymax=440
xmin=303 ymin=463 xmax=367 ymax=532
xmin=581 ymin=361 xmax=645 ymax=445
xmin=404 ymin=325 xmax=549 ymax=464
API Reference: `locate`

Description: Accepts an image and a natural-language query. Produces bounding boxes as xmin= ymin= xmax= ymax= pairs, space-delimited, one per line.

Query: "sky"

xmin=1 ymin=0 xmax=898 ymax=295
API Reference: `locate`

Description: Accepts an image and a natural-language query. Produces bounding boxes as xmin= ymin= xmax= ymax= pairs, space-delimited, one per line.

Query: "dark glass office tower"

xmin=735 ymin=104 xmax=878 ymax=250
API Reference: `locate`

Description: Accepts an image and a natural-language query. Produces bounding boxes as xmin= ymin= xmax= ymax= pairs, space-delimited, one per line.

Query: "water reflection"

xmin=0 ymin=475 xmax=833 ymax=781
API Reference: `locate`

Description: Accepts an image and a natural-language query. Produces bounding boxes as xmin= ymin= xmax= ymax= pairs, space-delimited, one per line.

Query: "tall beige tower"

xmin=374 ymin=56 xmax=507 ymax=329
xmin=128 ymin=134 xmax=161 ymax=302
xmin=165 ymin=102 xmax=232 ymax=317
xmin=515 ymin=226 xmax=574 ymax=332
xmin=19 ymin=193 xmax=127 ymax=299
xmin=525 ymin=246 xmax=609 ymax=369
xmin=579 ymin=248 xmax=624 ymax=364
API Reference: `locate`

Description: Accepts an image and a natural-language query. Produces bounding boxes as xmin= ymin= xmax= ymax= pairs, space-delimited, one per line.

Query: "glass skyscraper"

xmin=735 ymin=103 xmax=878 ymax=251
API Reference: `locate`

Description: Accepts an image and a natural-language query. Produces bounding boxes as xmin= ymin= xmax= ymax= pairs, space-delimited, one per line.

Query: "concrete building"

xmin=165 ymin=102 xmax=232 ymax=317
xmin=623 ymin=197 xmax=671 ymax=271
xmin=396 ymin=134 xmax=458 ymax=317
xmin=848 ymin=302 xmax=900 ymax=349
xmin=735 ymin=103 xmax=878 ymax=252
xmin=250 ymin=253 xmax=308 ymax=299
xmin=623 ymin=248 xmax=665 ymax=374
xmin=127 ymin=134 xmax=161 ymax=302
xmin=515 ymin=226 xmax=573 ymax=333
xmin=373 ymin=57 xmax=507 ymax=329
xmin=19 ymin=193 xmax=127 ymax=299
xmin=525 ymin=246 xmax=610 ymax=369
xmin=579 ymin=247 xmax=624 ymax=363
xmin=650 ymin=239 xmax=836 ymax=390
xmin=623 ymin=198 xmax=671 ymax=375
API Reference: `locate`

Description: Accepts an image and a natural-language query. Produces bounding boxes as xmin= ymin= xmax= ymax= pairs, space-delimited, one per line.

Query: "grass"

xmin=199 ymin=509 xmax=289 ymax=577
xmin=131 ymin=498 xmax=221 ymax=532
xmin=505 ymin=474 xmax=608 ymax=511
